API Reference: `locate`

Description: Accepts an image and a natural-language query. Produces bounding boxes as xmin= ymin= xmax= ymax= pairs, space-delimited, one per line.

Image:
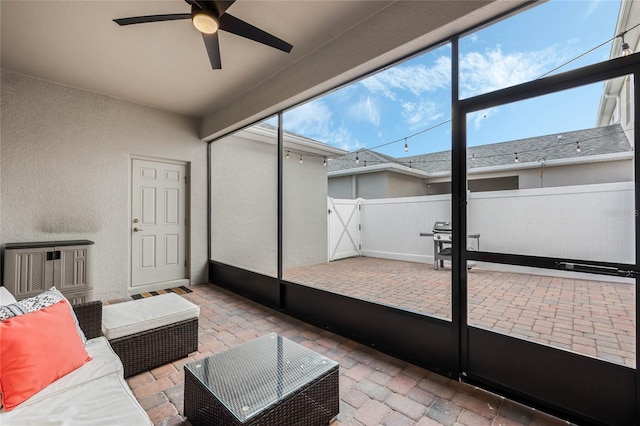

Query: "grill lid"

xmin=433 ymin=221 xmax=451 ymax=233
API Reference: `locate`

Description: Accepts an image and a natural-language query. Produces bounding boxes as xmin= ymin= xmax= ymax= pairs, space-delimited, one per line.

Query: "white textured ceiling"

xmin=1 ymin=1 xmax=526 ymax=138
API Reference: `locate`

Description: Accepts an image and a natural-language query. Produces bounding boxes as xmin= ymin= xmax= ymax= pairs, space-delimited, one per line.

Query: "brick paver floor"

xmin=284 ymin=257 xmax=636 ymax=367
xmin=119 ymin=284 xmax=576 ymax=425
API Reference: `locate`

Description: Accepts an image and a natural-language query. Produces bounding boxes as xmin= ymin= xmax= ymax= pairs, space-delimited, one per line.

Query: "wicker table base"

xmin=184 ymin=333 xmax=339 ymax=425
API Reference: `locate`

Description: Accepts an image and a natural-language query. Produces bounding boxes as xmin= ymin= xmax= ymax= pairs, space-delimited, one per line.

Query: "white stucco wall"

xmin=210 ymin=129 xmax=330 ymax=275
xmin=0 ymin=70 xmax=208 ymax=300
xmin=283 ymin=154 xmax=329 ymax=269
xmin=518 ymin=160 xmax=634 ymax=189
xmin=356 ymin=173 xmax=388 ymax=199
xmin=330 ymin=172 xmax=429 ymax=200
xmin=386 ymin=173 xmax=429 ymax=198
xmin=210 ymin=133 xmax=278 ymax=276
xmin=328 ymin=175 xmax=354 ymax=199
xmin=332 ymin=157 xmax=634 ymax=199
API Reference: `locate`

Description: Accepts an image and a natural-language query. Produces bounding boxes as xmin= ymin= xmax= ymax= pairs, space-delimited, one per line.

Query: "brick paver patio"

xmin=120 ymin=284 xmax=576 ymax=425
xmin=284 ymin=257 xmax=636 ymax=368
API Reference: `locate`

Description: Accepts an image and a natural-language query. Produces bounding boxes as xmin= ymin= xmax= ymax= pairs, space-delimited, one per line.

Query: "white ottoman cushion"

xmin=102 ymin=293 xmax=199 ymax=340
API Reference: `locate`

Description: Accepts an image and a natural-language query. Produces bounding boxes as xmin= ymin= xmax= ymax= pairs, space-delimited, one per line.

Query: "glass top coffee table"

xmin=184 ymin=333 xmax=339 ymax=425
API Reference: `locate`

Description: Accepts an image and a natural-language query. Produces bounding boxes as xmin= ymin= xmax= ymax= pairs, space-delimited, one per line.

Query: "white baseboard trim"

xmin=360 ymin=250 xmax=431 ymax=264
xmin=128 ymin=278 xmax=191 ymax=295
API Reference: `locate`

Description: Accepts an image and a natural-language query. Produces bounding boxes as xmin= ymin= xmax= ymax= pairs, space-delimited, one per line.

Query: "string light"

xmin=621 ymin=34 xmax=633 ymax=57
xmin=538 ymin=21 xmax=640 ymax=79
xmin=338 ymin=23 xmax=640 ymax=158
xmin=279 ymin=23 xmax=640 ymax=167
xmin=271 ymin=23 xmax=639 ymax=171
xmin=328 ymin=126 xmax=622 ymax=170
xmin=364 ymin=160 xmax=367 ymax=167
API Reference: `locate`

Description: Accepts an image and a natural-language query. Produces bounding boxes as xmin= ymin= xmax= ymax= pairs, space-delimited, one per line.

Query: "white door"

xmin=131 ymin=159 xmax=187 ymax=287
xmin=327 ymin=197 xmax=361 ymax=261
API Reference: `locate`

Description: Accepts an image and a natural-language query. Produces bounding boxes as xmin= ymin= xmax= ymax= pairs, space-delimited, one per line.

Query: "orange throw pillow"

xmin=0 ymin=300 xmax=91 ymax=410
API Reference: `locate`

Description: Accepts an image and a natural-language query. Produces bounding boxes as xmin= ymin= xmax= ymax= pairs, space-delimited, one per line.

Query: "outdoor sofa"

xmin=0 ymin=286 xmax=152 ymax=425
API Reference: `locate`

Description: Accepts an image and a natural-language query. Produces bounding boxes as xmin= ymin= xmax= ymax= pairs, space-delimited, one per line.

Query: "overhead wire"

xmin=281 ymin=21 xmax=638 ymax=165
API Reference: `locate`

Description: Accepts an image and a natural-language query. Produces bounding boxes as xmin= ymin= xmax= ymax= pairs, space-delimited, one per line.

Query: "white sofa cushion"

xmin=0 ymin=371 xmax=152 ymax=425
xmin=102 ymin=292 xmax=199 ymax=340
xmin=7 ymin=337 xmax=122 ymax=409
xmin=0 ymin=336 xmax=151 ymax=425
xmin=0 ymin=287 xmax=17 ymax=305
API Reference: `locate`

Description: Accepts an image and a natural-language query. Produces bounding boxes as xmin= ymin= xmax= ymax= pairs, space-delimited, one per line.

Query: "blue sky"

xmin=279 ymin=0 xmax=622 ymax=158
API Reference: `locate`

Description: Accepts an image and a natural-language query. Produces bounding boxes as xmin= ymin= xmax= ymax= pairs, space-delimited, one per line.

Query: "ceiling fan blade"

xmin=219 ymin=14 xmax=293 ymax=53
xmin=113 ymin=14 xmax=191 ymax=26
xmin=202 ymin=32 xmax=222 ymax=69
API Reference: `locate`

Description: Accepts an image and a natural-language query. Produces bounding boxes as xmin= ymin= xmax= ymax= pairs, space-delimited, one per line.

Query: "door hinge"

xmin=358 ymin=224 xmax=361 ymax=231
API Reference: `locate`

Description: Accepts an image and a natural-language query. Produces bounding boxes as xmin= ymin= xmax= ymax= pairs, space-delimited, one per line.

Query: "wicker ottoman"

xmin=184 ymin=333 xmax=339 ymax=425
xmin=102 ymin=293 xmax=199 ymax=377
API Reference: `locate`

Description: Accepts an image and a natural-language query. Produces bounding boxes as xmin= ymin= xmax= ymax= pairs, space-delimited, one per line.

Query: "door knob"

xmin=133 ymin=227 xmax=143 ymax=232
xmin=133 ymin=218 xmax=139 ymax=223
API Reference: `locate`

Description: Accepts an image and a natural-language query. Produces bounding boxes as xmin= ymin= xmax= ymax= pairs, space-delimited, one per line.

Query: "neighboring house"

xmin=328 ymin=123 xmax=633 ymax=198
xmin=597 ymin=0 xmax=639 ymax=142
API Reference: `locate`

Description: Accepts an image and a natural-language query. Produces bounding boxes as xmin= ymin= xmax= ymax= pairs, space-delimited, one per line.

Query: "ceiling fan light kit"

xmin=192 ymin=7 xmax=219 ymax=34
xmin=113 ymin=0 xmax=293 ymax=70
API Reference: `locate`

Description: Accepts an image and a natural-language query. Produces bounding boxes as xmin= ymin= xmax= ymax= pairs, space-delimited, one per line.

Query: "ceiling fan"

xmin=113 ymin=0 xmax=293 ymax=70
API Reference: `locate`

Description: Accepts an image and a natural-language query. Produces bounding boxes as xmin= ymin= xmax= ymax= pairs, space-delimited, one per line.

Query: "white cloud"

xmin=328 ymin=127 xmax=365 ymax=152
xmin=584 ymin=0 xmax=600 ymax=19
xmin=284 ymin=100 xmax=332 ymax=137
xmin=284 ymin=100 xmax=363 ymax=152
xmin=360 ymin=56 xmax=451 ymax=100
xmin=460 ymin=46 xmax=560 ymax=97
xmin=348 ymin=96 xmax=380 ymax=127
xmin=401 ymin=99 xmax=443 ymax=129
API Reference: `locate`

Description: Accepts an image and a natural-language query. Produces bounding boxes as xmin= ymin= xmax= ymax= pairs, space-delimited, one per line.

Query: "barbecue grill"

xmin=420 ymin=221 xmax=480 ymax=270
xmin=433 ymin=221 xmax=452 ymax=270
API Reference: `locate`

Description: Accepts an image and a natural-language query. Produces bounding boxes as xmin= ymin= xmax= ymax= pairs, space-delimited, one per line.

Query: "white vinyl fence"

xmin=327 ymin=197 xmax=361 ymax=261
xmin=328 ymin=182 xmax=635 ymax=268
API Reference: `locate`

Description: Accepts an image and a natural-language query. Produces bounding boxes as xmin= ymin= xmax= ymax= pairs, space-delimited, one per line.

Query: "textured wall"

xmin=1 ymin=70 xmax=208 ymax=300
xmin=283 ymin=151 xmax=329 ymax=269
xmin=210 ymin=133 xmax=278 ymax=275
xmin=328 ymin=175 xmax=353 ymax=199
xmin=210 ymin=130 xmax=330 ymax=275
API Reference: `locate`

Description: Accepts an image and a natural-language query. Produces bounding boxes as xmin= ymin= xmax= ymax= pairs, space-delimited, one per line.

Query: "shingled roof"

xmin=327 ymin=124 xmax=632 ymax=174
